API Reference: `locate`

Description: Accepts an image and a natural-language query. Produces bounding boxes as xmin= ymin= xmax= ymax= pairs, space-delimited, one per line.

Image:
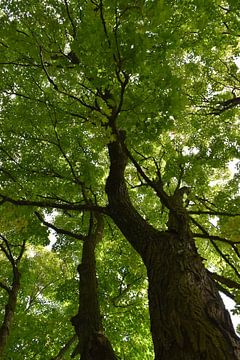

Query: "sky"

xmin=221 ymin=293 xmax=240 ymax=332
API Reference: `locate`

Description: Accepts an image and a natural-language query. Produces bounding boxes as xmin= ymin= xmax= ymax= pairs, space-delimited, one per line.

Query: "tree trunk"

xmin=105 ymin=136 xmax=240 ymax=359
xmin=0 ymin=267 xmax=21 ymax=357
xmin=146 ymin=231 xmax=240 ymax=359
xmin=71 ymin=215 xmax=117 ymax=360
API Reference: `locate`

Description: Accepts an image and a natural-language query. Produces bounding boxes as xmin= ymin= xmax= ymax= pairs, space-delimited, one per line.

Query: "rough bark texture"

xmin=71 ymin=216 xmax=117 ymax=360
xmin=146 ymin=232 xmax=240 ymax=359
xmin=0 ymin=267 xmax=21 ymax=357
xmin=105 ymin=136 xmax=240 ymax=360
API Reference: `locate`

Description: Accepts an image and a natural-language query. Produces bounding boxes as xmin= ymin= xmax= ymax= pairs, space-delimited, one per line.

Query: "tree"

xmin=37 ymin=211 xmax=117 ymax=359
xmin=0 ymin=205 xmax=40 ymax=356
xmin=0 ymin=205 xmax=79 ymax=359
xmin=0 ymin=0 xmax=240 ymax=359
xmin=0 ymin=233 xmax=24 ymax=355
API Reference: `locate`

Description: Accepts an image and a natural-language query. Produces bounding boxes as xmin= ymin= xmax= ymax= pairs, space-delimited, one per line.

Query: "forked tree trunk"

xmin=105 ymin=136 xmax=240 ymax=359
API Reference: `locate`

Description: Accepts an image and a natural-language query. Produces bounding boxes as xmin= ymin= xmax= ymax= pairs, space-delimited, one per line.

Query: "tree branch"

xmin=193 ymin=233 xmax=240 ymax=245
xmin=52 ymin=116 xmax=83 ymax=186
xmin=213 ymin=281 xmax=235 ymax=300
xmin=105 ymin=131 xmax=162 ymax=258
xmin=207 ymin=270 xmax=240 ymax=290
xmin=210 ymin=240 xmax=240 ymax=279
xmin=98 ymin=0 xmax=111 ymax=48
xmin=189 ymin=210 xmax=240 ymax=217
xmin=191 ymin=217 xmax=240 ymax=278
xmin=0 ymin=195 xmax=108 ymax=214
xmin=63 ymin=0 xmax=77 ymax=39
xmin=51 ymin=334 xmax=78 ymax=360
xmin=34 ymin=212 xmax=86 ymax=241
xmin=120 ymin=140 xmax=171 ymax=208
xmin=39 ymin=47 xmax=96 ymax=111
xmin=39 ymin=46 xmax=59 ymax=90
xmin=16 ymin=239 xmax=26 ymax=264
xmin=0 ymin=235 xmax=14 ymax=265
xmin=211 ymin=97 xmax=240 ymax=114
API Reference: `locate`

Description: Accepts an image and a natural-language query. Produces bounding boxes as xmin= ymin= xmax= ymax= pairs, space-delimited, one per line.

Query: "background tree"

xmin=37 ymin=210 xmax=117 ymax=359
xmin=0 ymin=205 xmax=78 ymax=359
xmin=0 ymin=1 xmax=240 ymax=359
xmin=0 ymin=234 xmax=24 ymax=355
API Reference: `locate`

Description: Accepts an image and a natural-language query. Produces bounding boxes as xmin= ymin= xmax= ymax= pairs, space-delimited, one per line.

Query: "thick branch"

xmin=213 ymin=96 xmax=240 ymax=114
xmin=16 ymin=239 xmax=26 ymax=265
xmin=119 ymin=139 xmax=176 ymax=210
xmin=208 ymin=271 xmax=240 ymax=290
xmin=105 ymin=134 xmax=162 ymax=258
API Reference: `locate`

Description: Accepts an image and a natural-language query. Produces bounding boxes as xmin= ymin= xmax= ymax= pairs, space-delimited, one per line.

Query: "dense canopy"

xmin=0 ymin=1 xmax=240 ymax=359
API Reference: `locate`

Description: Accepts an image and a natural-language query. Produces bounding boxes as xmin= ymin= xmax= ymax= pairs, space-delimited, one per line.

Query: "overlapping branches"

xmin=191 ymin=217 xmax=240 ymax=279
xmin=0 ymin=194 xmax=107 ymax=214
xmin=0 ymin=234 xmax=26 ymax=268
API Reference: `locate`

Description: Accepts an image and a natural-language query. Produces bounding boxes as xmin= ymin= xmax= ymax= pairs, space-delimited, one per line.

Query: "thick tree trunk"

xmin=146 ymin=231 xmax=240 ymax=359
xmin=0 ymin=267 xmax=21 ymax=357
xmin=105 ymin=136 xmax=240 ymax=359
xmin=71 ymin=216 xmax=117 ymax=360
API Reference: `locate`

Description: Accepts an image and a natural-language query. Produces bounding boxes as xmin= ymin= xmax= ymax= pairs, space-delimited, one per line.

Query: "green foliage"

xmin=97 ymin=223 xmax=153 ymax=358
xmin=0 ymin=0 xmax=240 ymax=357
xmin=3 ymin=247 xmax=76 ymax=359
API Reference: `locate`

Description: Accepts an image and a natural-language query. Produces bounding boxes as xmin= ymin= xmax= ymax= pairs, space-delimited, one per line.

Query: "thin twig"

xmin=63 ymin=0 xmax=77 ymax=39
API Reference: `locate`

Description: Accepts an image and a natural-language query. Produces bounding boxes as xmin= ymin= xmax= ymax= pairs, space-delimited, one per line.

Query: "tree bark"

xmin=105 ymin=136 xmax=240 ymax=359
xmin=146 ymin=231 xmax=240 ymax=359
xmin=71 ymin=215 xmax=117 ymax=360
xmin=0 ymin=267 xmax=21 ymax=357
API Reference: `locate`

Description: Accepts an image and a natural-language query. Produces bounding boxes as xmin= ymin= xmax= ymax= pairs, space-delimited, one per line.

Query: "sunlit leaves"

xmin=3 ymin=246 xmax=76 ymax=359
xmin=0 ymin=0 xmax=240 ymax=356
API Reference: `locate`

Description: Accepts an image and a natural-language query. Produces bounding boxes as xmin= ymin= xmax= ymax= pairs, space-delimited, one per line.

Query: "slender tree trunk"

xmin=51 ymin=334 xmax=77 ymax=360
xmin=0 ymin=267 xmax=21 ymax=357
xmin=71 ymin=215 xmax=117 ymax=360
xmin=105 ymin=136 xmax=240 ymax=359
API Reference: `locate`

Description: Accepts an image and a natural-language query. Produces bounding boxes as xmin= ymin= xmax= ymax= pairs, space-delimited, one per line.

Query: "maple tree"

xmin=0 ymin=1 xmax=240 ymax=359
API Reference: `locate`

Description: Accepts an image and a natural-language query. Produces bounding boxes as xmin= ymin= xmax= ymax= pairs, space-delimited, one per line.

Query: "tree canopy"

xmin=0 ymin=1 xmax=240 ymax=359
